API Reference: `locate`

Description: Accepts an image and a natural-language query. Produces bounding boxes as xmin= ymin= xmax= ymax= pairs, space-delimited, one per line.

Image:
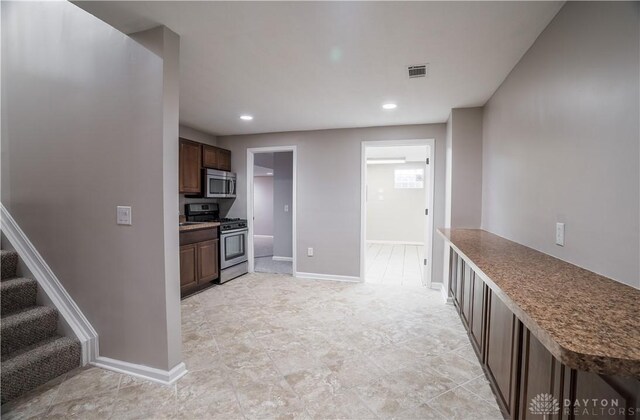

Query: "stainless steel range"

xmin=185 ymin=203 xmax=248 ymax=283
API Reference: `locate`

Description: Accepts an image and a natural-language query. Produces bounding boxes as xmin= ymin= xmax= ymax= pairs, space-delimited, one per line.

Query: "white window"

xmin=394 ymin=168 xmax=424 ymax=189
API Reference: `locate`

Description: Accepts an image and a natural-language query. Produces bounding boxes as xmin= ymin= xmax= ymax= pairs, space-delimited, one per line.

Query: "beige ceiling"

xmin=75 ymin=1 xmax=563 ymax=136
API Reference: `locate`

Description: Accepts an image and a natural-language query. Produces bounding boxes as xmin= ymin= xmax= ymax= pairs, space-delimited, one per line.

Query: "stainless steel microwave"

xmin=204 ymin=169 xmax=236 ymax=198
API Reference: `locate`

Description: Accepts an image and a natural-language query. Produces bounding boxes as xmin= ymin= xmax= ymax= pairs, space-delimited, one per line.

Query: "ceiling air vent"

xmin=407 ymin=64 xmax=428 ymax=79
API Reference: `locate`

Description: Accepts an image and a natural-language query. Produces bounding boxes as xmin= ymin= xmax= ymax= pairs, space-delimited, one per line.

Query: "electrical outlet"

xmin=307 ymin=247 xmax=314 ymax=257
xmin=555 ymin=222 xmax=565 ymax=246
xmin=284 ymin=204 xmax=289 ymax=213
xmin=117 ymin=206 xmax=132 ymax=225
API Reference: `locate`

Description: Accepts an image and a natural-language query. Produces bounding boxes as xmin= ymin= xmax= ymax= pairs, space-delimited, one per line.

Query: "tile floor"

xmin=365 ymin=243 xmax=425 ymax=287
xmin=254 ymin=235 xmax=293 ymax=275
xmin=2 ymin=272 xmax=503 ymax=420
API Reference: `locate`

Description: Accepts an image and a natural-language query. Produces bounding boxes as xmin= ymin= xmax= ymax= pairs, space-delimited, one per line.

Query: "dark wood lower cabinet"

xmin=469 ymin=272 xmax=486 ymax=360
xmin=519 ymin=329 xmax=565 ymax=420
xmin=179 ymin=244 xmax=198 ymax=292
xmin=448 ymin=248 xmax=640 ymax=420
xmin=180 ymin=228 xmax=219 ymax=297
xmin=197 ymin=239 xmax=219 ymax=282
xmin=485 ymin=289 xmax=521 ymax=418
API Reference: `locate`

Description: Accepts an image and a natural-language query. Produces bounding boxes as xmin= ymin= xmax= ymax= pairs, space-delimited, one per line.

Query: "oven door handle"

xmin=221 ymin=228 xmax=248 ymax=235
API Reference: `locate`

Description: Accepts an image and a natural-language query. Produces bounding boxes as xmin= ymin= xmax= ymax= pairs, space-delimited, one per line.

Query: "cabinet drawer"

xmin=180 ymin=228 xmax=218 ymax=246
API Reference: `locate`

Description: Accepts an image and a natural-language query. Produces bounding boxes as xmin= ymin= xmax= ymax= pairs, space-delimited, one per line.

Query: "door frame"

xmin=246 ymin=146 xmax=297 ymax=274
xmin=360 ymin=139 xmax=436 ymax=288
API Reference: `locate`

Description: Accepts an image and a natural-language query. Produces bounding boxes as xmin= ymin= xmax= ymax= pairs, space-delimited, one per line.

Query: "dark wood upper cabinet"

xmin=485 ymin=289 xmax=521 ymax=418
xmin=217 ymin=148 xmax=231 ymax=171
xmin=179 ymin=138 xmax=201 ymax=194
xmin=202 ymin=144 xmax=232 ymax=172
xmin=202 ymin=145 xmax=218 ymax=169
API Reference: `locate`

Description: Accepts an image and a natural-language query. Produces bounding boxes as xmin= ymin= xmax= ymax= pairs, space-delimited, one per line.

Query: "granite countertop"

xmin=179 ymin=222 xmax=220 ymax=232
xmin=439 ymin=228 xmax=640 ymax=377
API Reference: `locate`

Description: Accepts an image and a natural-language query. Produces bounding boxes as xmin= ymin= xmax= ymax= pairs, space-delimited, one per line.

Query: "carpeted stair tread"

xmin=1 ymin=250 xmax=18 ymax=280
xmin=1 ymin=277 xmax=38 ymax=315
xmin=1 ymin=306 xmax=58 ymax=355
xmin=1 ymin=335 xmax=81 ymax=404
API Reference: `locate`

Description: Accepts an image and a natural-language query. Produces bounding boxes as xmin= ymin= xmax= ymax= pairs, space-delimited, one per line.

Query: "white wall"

xmin=273 ymin=152 xmax=293 ymax=258
xmin=217 ymin=123 xmax=446 ymax=283
xmin=253 ymin=176 xmax=274 ymax=236
xmin=481 ymin=2 xmax=639 ymax=288
xmin=2 ymin=2 xmax=181 ymax=369
xmin=366 ymin=162 xmax=426 ymax=243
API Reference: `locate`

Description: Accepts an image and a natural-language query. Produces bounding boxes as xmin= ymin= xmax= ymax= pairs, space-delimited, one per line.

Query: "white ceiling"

xmin=75 ymin=1 xmax=563 ymax=136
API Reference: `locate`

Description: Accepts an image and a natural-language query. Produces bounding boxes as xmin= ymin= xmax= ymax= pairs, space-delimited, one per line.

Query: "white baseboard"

xmin=366 ymin=240 xmax=425 ymax=246
xmin=272 ymin=256 xmax=293 ymax=262
xmin=295 ymin=271 xmax=361 ymax=283
xmin=1 ymin=204 xmax=98 ymax=365
xmin=253 ymin=234 xmax=274 ymax=238
xmin=438 ymin=282 xmax=452 ymax=303
xmin=93 ymin=357 xmax=187 ymax=385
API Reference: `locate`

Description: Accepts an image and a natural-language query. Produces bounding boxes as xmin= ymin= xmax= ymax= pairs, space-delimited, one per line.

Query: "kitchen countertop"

xmin=438 ymin=228 xmax=640 ymax=377
xmin=179 ymin=222 xmax=220 ymax=232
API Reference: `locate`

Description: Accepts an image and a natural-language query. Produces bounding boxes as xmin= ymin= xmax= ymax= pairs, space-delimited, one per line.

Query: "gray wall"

xmin=217 ymin=123 xmax=446 ymax=283
xmin=2 ymin=2 xmax=180 ymax=370
xmin=253 ymin=176 xmax=274 ymax=236
xmin=481 ymin=2 xmax=639 ymax=288
xmin=366 ymin=162 xmax=426 ymax=243
xmin=273 ymin=152 xmax=293 ymax=258
xmin=129 ymin=25 xmax=183 ymax=370
xmin=450 ymin=108 xmax=483 ymax=229
xmin=179 ymin=125 xmax=217 ymax=146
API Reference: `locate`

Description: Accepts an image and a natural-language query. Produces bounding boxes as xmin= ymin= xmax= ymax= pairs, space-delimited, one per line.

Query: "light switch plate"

xmin=555 ymin=222 xmax=565 ymax=246
xmin=307 ymin=247 xmax=314 ymax=257
xmin=117 ymin=206 xmax=132 ymax=225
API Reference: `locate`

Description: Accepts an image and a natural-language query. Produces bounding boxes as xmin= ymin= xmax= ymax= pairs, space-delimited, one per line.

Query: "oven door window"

xmin=209 ymin=177 xmax=227 ymax=194
xmin=224 ymin=233 xmax=245 ymax=260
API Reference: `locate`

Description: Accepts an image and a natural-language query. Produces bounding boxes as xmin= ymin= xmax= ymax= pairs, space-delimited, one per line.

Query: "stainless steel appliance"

xmin=185 ymin=203 xmax=248 ymax=283
xmin=204 ymin=169 xmax=237 ymax=198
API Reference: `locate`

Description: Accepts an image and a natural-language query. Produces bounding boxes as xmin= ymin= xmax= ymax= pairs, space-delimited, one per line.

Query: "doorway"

xmin=360 ymin=140 xmax=434 ymax=288
xmin=247 ymin=146 xmax=296 ymax=275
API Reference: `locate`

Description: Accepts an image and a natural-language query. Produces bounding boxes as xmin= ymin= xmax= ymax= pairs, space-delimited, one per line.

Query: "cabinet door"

xmin=461 ymin=264 xmax=473 ymax=326
xmin=449 ymin=249 xmax=458 ymax=299
xmin=570 ymin=371 xmax=640 ymax=420
xmin=519 ymin=328 xmax=564 ymax=420
xmin=197 ymin=239 xmax=219 ymax=283
xmin=217 ymin=148 xmax=232 ymax=172
xmin=454 ymin=257 xmax=464 ymax=311
xmin=180 ymin=244 xmax=198 ymax=293
xmin=179 ymin=139 xmax=201 ymax=193
xmin=469 ymin=272 xmax=486 ymax=360
xmin=202 ymin=145 xmax=218 ymax=169
xmin=485 ymin=290 xmax=521 ymax=418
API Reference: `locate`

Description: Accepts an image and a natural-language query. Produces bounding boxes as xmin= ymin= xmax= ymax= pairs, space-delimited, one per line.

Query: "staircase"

xmin=1 ymin=249 xmax=81 ymax=404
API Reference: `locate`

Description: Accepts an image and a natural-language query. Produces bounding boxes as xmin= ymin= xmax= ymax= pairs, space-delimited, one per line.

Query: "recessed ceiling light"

xmin=382 ymin=103 xmax=397 ymax=110
xmin=267 ymin=172 xmax=273 ymax=175
xmin=240 ymin=115 xmax=253 ymax=121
